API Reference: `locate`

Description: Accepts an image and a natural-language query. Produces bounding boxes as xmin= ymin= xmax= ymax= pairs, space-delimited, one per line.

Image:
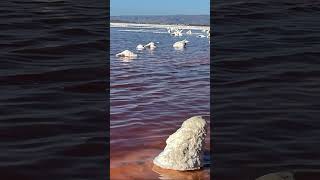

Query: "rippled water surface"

xmin=0 ymin=1 xmax=107 ymax=179
xmin=110 ymin=27 xmax=210 ymax=179
xmin=213 ymin=0 xmax=320 ymax=179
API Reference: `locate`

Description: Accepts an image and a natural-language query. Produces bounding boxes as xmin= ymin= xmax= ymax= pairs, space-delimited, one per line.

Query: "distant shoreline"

xmin=110 ymin=22 xmax=210 ymax=30
xmin=111 ymin=20 xmax=209 ymax=27
xmin=110 ymin=15 xmax=209 ymax=26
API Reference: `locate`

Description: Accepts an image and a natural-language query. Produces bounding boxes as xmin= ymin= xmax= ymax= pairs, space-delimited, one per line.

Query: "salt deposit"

xmin=116 ymin=50 xmax=137 ymax=58
xmin=153 ymin=116 xmax=207 ymax=171
xmin=173 ymin=39 xmax=189 ymax=49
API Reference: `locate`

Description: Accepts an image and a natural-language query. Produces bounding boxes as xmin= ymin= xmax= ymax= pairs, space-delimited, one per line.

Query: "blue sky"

xmin=110 ymin=0 xmax=210 ymax=16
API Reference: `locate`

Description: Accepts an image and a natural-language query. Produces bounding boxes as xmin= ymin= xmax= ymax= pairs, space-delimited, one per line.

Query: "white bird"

xmin=116 ymin=50 xmax=137 ymax=58
xmin=186 ymin=30 xmax=192 ymax=35
xmin=173 ymin=39 xmax=189 ymax=49
xmin=136 ymin=44 xmax=145 ymax=50
xmin=144 ymin=42 xmax=156 ymax=49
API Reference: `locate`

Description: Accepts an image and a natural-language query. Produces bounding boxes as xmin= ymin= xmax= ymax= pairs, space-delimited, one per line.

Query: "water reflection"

xmin=152 ymin=165 xmax=210 ymax=180
xmin=256 ymin=170 xmax=320 ymax=180
xmin=146 ymin=48 xmax=156 ymax=55
xmin=118 ymin=56 xmax=137 ymax=62
xmin=256 ymin=171 xmax=294 ymax=180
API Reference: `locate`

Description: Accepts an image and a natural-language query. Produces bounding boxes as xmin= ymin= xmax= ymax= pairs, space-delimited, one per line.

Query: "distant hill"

xmin=110 ymin=15 xmax=210 ymax=26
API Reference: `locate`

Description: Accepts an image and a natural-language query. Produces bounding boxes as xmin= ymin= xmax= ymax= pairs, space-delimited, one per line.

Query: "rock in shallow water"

xmin=153 ymin=116 xmax=207 ymax=171
xmin=115 ymin=50 xmax=137 ymax=57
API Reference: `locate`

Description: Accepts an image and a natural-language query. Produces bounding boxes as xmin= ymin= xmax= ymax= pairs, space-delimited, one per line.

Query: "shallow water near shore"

xmin=110 ymin=26 xmax=210 ymax=179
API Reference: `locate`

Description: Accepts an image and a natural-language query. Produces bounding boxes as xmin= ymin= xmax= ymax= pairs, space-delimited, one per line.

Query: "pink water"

xmin=110 ymin=27 xmax=210 ymax=179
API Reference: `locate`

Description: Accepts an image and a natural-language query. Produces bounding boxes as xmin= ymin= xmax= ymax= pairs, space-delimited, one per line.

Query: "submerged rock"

xmin=153 ymin=116 xmax=207 ymax=171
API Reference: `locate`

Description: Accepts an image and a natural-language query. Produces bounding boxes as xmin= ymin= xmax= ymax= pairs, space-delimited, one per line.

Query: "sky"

xmin=110 ymin=0 xmax=210 ymax=16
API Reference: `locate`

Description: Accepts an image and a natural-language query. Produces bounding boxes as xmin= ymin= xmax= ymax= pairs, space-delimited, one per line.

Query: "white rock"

xmin=136 ymin=44 xmax=145 ymax=50
xmin=116 ymin=50 xmax=137 ymax=57
xmin=256 ymin=172 xmax=294 ymax=180
xmin=153 ymin=116 xmax=207 ymax=171
xmin=144 ymin=42 xmax=156 ymax=49
xmin=173 ymin=39 xmax=189 ymax=49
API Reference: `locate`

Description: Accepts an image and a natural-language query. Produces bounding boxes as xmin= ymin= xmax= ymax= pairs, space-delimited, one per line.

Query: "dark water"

xmin=213 ymin=0 xmax=320 ymax=179
xmin=0 ymin=1 xmax=108 ymax=179
xmin=110 ymin=27 xmax=210 ymax=179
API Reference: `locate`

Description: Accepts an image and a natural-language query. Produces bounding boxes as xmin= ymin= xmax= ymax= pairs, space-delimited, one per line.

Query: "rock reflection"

xmin=256 ymin=171 xmax=294 ymax=180
xmin=146 ymin=48 xmax=156 ymax=55
xmin=174 ymin=47 xmax=185 ymax=51
xmin=152 ymin=164 xmax=209 ymax=180
xmin=118 ymin=56 xmax=137 ymax=62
